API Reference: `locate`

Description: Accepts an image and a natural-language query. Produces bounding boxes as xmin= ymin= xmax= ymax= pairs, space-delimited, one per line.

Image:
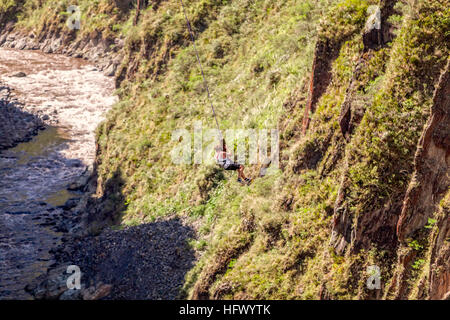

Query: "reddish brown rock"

xmin=397 ymin=61 xmax=450 ymax=241
xmin=302 ymin=39 xmax=339 ymax=134
xmin=428 ymin=208 xmax=449 ymax=300
xmin=82 ymin=283 xmax=113 ymax=300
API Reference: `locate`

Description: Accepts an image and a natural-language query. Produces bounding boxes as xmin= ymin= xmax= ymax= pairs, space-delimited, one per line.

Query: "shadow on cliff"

xmin=68 ymin=215 xmax=196 ymax=299
xmin=84 ymin=168 xmax=128 ymax=232
xmin=77 ymin=168 xmax=196 ymax=299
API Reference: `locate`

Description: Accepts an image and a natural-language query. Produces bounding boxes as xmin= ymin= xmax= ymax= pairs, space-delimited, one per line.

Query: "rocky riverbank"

xmin=0 ymin=23 xmax=124 ymax=79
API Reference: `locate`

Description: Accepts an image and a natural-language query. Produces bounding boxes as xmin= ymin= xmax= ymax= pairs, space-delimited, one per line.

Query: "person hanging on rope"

xmin=214 ymin=139 xmax=252 ymax=185
xmin=181 ymin=0 xmax=252 ymax=186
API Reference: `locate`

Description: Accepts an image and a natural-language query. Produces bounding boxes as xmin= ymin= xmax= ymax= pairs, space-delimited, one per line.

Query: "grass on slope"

xmin=95 ymin=0 xmax=330 ymax=225
xmin=8 ymin=0 xmax=450 ymax=299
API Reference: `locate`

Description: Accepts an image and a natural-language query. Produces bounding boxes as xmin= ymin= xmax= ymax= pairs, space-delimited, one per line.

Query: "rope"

xmin=179 ymin=0 xmax=223 ymax=138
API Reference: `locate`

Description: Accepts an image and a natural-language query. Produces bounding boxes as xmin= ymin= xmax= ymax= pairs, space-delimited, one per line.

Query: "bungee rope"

xmin=179 ymin=0 xmax=223 ymax=139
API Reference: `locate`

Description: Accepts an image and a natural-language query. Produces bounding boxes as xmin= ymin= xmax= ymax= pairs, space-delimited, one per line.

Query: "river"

xmin=0 ymin=48 xmax=116 ymax=299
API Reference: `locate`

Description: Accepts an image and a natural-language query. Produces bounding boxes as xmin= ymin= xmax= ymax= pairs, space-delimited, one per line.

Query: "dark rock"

xmin=362 ymin=1 xmax=398 ymax=52
xmin=68 ymin=168 xmax=91 ymax=191
xmin=27 ymin=265 xmax=71 ymax=300
xmin=11 ymin=71 xmax=26 ymax=77
xmin=0 ymin=85 xmax=44 ymax=151
xmin=59 ymin=288 xmax=83 ymax=300
xmin=60 ymin=198 xmax=81 ymax=210
xmin=104 ymin=63 xmax=117 ymax=77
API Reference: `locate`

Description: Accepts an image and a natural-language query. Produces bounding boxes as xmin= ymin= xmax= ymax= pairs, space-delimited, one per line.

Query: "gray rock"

xmin=68 ymin=173 xmax=90 ymax=191
xmin=61 ymin=198 xmax=81 ymax=210
xmin=31 ymin=265 xmax=71 ymax=300
xmin=59 ymin=288 xmax=83 ymax=300
xmin=104 ymin=63 xmax=116 ymax=77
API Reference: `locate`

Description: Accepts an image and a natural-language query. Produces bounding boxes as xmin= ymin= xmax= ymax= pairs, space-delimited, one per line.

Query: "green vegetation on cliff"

xmin=3 ymin=0 xmax=449 ymax=299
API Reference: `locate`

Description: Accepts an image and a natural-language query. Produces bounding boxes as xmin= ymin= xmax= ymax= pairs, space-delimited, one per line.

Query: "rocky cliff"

xmin=1 ymin=0 xmax=448 ymax=300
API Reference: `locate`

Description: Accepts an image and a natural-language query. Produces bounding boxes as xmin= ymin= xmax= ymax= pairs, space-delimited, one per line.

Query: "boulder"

xmin=11 ymin=71 xmax=26 ymax=77
xmin=82 ymin=283 xmax=113 ymax=300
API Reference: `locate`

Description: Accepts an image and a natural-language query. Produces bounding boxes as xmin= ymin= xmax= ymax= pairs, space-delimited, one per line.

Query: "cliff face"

xmin=397 ymin=62 xmax=449 ymax=242
xmin=2 ymin=0 xmax=449 ymax=299
xmin=327 ymin=0 xmax=449 ymax=299
xmin=330 ymin=0 xmax=401 ymax=256
xmin=428 ymin=196 xmax=450 ymax=300
xmin=389 ymin=62 xmax=449 ymax=300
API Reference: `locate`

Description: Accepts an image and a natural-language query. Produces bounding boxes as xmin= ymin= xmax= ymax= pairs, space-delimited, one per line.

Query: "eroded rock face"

xmin=389 ymin=62 xmax=449 ymax=300
xmin=388 ymin=192 xmax=449 ymax=300
xmin=305 ymin=1 xmax=398 ymax=137
xmin=428 ymin=203 xmax=450 ymax=300
xmin=302 ymin=39 xmax=339 ymax=134
xmin=386 ymin=62 xmax=450 ymax=300
xmin=330 ymin=0 xmax=404 ymax=256
xmin=338 ymin=54 xmax=371 ymax=141
xmin=331 ymin=167 xmax=401 ymax=255
xmin=332 ymin=60 xmax=449 ymax=259
xmin=339 ymin=0 xmax=398 ymax=140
